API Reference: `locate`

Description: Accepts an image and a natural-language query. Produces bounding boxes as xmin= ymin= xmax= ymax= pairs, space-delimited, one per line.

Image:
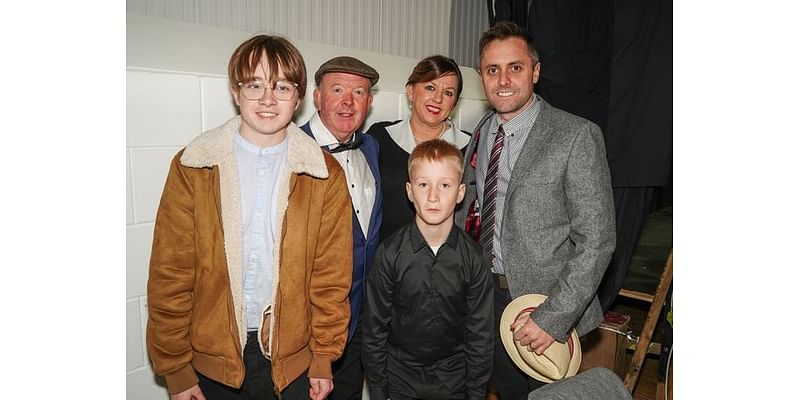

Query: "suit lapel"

xmin=299 ymin=122 xmax=314 ymax=139
xmin=457 ymin=112 xmax=493 ymax=225
xmin=359 ymin=136 xmax=381 ymax=243
xmin=506 ymin=101 xmax=555 ymax=200
xmin=464 ymin=112 xmax=494 ymax=182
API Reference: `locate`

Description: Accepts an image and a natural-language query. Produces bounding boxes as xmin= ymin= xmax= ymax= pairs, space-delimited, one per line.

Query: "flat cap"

xmin=314 ymin=56 xmax=379 ymax=87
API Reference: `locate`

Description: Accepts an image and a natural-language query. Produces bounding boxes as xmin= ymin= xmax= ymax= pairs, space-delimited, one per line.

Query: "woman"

xmin=367 ymin=55 xmax=471 ymax=240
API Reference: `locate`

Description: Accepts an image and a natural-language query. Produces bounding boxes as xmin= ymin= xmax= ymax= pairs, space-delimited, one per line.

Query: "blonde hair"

xmin=407 ymin=139 xmax=464 ymax=180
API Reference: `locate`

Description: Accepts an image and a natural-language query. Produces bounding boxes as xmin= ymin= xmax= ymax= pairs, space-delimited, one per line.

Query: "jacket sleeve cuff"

xmin=531 ymin=311 xmax=570 ymax=343
xmin=308 ymin=354 xmax=334 ymax=379
xmin=163 ymin=364 xmax=199 ymax=394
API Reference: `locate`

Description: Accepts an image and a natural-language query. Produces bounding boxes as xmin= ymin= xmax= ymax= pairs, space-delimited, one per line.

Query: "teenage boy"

xmin=362 ymin=139 xmax=493 ymax=400
xmin=146 ymin=34 xmax=353 ymax=400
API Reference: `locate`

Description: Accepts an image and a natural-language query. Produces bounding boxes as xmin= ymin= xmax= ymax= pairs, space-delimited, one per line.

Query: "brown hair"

xmin=478 ymin=21 xmax=539 ymax=65
xmin=408 ymin=139 xmax=465 ymax=179
xmin=406 ymin=55 xmax=463 ymax=100
xmin=228 ymin=34 xmax=308 ymax=99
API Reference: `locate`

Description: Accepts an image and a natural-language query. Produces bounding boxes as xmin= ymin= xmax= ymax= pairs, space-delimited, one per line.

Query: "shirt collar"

xmin=492 ymin=94 xmax=541 ymax=134
xmin=234 ymin=130 xmax=288 ymax=155
xmin=387 ymin=118 xmax=462 ymax=155
xmin=387 ymin=119 xmax=416 ymax=154
xmin=408 ymin=220 xmax=460 ymax=253
xmin=309 ymin=112 xmax=357 ymax=148
xmin=438 ymin=120 xmax=468 ymax=148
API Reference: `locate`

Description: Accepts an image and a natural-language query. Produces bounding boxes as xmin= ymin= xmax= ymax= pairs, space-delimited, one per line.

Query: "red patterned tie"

xmin=480 ymin=125 xmax=505 ymax=263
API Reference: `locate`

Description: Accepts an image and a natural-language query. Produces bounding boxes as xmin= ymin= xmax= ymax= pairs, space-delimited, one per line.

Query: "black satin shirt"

xmin=362 ymin=222 xmax=493 ymax=400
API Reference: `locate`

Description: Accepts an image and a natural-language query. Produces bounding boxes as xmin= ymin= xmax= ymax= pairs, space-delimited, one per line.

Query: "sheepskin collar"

xmin=180 ymin=116 xmax=329 ymax=179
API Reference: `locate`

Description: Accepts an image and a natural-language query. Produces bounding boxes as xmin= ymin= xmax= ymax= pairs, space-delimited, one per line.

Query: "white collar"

xmin=386 ymin=118 xmax=470 ymax=154
xmin=308 ymin=112 xmax=355 ymax=148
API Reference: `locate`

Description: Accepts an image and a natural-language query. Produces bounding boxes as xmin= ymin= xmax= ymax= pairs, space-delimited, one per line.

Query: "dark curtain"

xmin=493 ymin=0 xmax=672 ymax=311
xmin=606 ymin=0 xmax=672 ymax=188
xmin=493 ymin=0 xmax=613 ymax=133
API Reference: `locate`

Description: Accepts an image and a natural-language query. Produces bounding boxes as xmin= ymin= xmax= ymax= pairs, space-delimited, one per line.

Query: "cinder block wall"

xmin=126 ymin=15 xmax=488 ymax=399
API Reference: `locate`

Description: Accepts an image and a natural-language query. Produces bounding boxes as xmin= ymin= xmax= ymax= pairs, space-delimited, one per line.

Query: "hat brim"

xmin=499 ymin=294 xmax=582 ymax=383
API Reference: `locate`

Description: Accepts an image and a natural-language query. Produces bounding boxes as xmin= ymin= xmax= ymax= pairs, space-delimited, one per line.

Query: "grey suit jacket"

xmin=456 ymin=98 xmax=616 ymax=341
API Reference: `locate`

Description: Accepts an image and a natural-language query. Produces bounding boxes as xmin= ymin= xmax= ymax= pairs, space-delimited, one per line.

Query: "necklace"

xmin=411 ymin=121 xmax=448 ymax=143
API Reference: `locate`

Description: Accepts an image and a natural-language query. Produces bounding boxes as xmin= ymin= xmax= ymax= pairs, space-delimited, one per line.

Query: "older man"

xmin=301 ymin=56 xmax=382 ymax=400
xmin=456 ymin=22 xmax=616 ymax=399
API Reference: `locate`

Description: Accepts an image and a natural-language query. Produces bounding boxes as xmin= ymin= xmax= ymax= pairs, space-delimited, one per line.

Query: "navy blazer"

xmin=300 ymin=122 xmax=383 ymax=341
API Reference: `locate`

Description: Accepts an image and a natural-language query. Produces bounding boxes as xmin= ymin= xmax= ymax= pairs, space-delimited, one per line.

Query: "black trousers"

xmin=328 ymin=319 xmax=364 ymax=400
xmin=197 ymin=332 xmax=310 ymax=399
xmin=490 ymin=275 xmax=546 ymax=400
xmin=386 ymin=352 xmax=466 ymax=400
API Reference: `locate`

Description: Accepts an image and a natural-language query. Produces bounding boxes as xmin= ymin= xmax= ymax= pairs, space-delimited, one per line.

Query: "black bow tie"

xmin=328 ymin=136 xmax=363 ymax=153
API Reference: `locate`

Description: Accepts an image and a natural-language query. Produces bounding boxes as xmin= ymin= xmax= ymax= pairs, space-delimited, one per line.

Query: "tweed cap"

xmin=314 ymin=56 xmax=379 ymax=87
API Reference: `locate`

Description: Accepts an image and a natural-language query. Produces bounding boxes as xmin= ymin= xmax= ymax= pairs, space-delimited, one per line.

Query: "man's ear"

xmin=532 ymin=62 xmax=541 ymax=84
xmin=313 ymin=88 xmax=321 ymax=110
xmin=406 ymin=182 xmax=413 ymax=202
xmin=457 ymin=183 xmax=466 ymax=204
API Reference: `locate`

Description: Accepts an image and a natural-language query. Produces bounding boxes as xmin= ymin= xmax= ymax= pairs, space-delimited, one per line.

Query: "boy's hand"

xmin=309 ymin=378 xmax=333 ymax=400
xmin=170 ymin=384 xmax=206 ymax=400
xmin=510 ymin=313 xmax=555 ymax=355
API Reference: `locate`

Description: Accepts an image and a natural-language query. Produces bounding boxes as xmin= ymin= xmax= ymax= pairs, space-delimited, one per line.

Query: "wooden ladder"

xmin=619 ymin=250 xmax=673 ymax=394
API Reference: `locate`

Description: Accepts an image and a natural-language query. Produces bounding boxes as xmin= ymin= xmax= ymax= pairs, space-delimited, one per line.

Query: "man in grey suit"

xmin=456 ymin=22 xmax=616 ymax=399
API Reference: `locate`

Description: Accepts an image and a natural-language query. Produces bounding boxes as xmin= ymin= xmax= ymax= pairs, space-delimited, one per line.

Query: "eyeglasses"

xmin=237 ymin=80 xmax=299 ymax=101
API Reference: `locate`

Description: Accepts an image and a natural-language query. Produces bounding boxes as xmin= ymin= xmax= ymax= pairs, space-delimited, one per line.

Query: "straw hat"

xmin=500 ymin=294 xmax=582 ymax=382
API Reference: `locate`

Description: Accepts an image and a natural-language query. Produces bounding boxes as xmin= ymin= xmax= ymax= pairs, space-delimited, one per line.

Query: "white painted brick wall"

xmin=126 ymin=15 xmax=488 ymax=399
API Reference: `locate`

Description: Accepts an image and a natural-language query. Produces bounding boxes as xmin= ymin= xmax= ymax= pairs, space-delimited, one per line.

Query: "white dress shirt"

xmin=308 ymin=113 xmax=376 ymax=235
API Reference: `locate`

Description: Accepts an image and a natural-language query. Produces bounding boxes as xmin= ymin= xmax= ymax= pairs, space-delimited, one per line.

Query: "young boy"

xmin=362 ymin=139 xmax=493 ymax=400
xmin=146 ymin=34 xmax=353 ymax=400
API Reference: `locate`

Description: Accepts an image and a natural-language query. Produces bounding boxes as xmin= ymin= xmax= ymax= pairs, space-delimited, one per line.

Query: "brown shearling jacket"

xmin=146 ymin=117 xmax=353 ymax=394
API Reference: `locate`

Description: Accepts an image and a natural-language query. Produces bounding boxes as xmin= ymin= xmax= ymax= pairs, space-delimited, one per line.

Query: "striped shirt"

xmin=476 ymin=95 xmax=542 ymax=275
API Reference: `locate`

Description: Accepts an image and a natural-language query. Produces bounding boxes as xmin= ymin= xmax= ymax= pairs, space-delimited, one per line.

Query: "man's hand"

xmin=309 ymin=377 xmax=333 ymax=400
xmin=510 ymin=313 xmax=555 ymax=355
xmin=170 ymin=384 xmax=206 ymax=400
